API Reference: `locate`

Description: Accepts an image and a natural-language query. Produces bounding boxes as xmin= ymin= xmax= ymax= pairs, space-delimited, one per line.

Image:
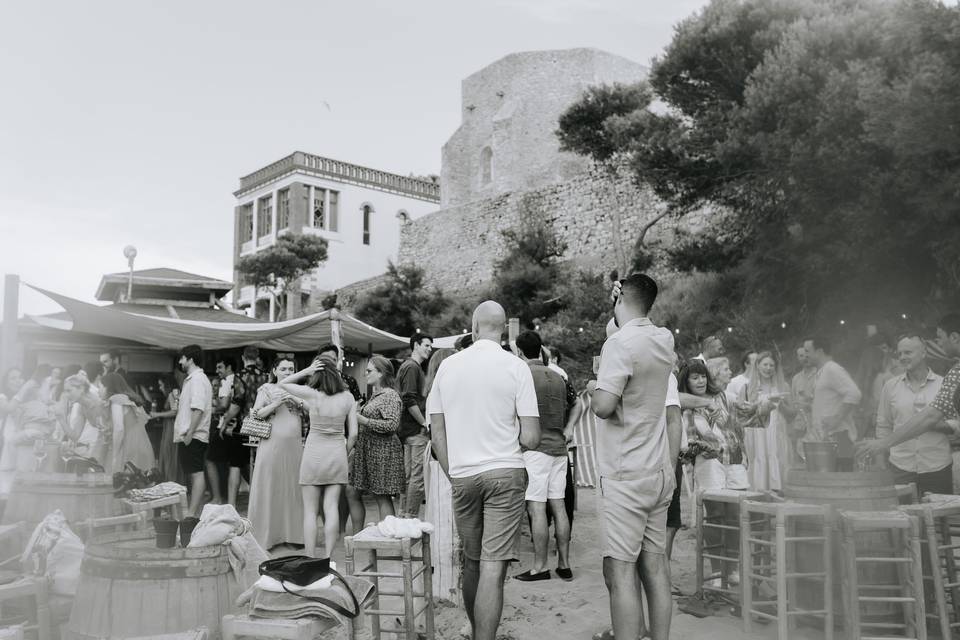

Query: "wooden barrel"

xmin=784 ymin=470 xmax=900 ymax=626
xmin=1 ymin=472 xmax=117 ymax=526
xmin=65 ymin=530 xmax=236 ymax=639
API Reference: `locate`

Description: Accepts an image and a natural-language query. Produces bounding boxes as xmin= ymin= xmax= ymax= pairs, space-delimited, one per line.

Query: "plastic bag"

xmin=22 ymin=510 xmax=84 ymax=596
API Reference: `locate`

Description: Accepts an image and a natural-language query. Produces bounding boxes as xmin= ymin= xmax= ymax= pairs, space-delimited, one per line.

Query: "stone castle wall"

xmin=398 ymin=162 xmax=712 ymax=297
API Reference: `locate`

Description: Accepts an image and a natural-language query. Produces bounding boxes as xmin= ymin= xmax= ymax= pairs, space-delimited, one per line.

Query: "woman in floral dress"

xmin=347 ymin=355 xmax=405 ymax=528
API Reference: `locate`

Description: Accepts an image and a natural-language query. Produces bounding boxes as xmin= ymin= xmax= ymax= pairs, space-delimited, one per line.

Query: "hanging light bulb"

xmin=901 ymin=314 xmax=908 ymax=320
xmin=781 ymin=322 xmax=787 ymax=329
xmin=675 ymin=328 xmax=680 ymax=335
xmin=727 ymin=327 xmax=733 ymax=333
xmin=840 ymin=320 xmax=846 ymax=325
xmin=578 ymin=327 xmax=584 ymax=333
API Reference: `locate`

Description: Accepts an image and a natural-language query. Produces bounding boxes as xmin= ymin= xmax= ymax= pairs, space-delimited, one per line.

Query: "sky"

xmin=0 ymin=0 xmax=709 ymax=317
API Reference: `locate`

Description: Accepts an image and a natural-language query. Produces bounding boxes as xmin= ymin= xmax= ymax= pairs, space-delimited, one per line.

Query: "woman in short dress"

xmin=149 ymin=375 xmax=183 ymax=483
xmin=248 ymin=356 xmax=306 ymax=550
xmin=347 ymin=356 xmax=405 ymax=529
xmin=280 ymin=355 xmax=357 ymax=559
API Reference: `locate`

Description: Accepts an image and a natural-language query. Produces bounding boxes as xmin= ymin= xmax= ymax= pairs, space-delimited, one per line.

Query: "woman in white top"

xmin=61 ymin=374 xmax=108 ymax=463
xmin=737 ymin=351 xmax=795 ymax=492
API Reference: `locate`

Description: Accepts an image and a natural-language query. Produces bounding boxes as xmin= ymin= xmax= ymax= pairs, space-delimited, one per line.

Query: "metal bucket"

xmin=803 ymin=441 xmax=839 ymax=472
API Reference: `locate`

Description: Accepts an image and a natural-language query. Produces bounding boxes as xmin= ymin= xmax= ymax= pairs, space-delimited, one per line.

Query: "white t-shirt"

xmin=174 ymin=368 xmax=213 ymax=444
xmin=426 ymin=339 xmax=540 ymax=478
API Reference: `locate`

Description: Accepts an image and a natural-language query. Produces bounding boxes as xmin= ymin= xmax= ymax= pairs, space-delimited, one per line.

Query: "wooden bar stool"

xmin=740 ymin=500 xmax=833 ymax=640
xmin=222 ymin=614 xmax=344 ymax=640
xmin=839 ymin=510 xmax=927 ymax=640
xmin=896 ymin=483 xmax=919 ymax=505
xmin=344 ymin=533 xmax=434 ymax=640
xmin=120 ymin=492 xmax=188 ymax=520
xmin=902 ymin=500 xmax=960 ymax=639
xmin=695 ymin=489 xmax=765 ymax=604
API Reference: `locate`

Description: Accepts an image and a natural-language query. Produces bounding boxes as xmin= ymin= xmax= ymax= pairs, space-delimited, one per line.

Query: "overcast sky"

xmin=0 ymin=0 xmax=708 ymax=316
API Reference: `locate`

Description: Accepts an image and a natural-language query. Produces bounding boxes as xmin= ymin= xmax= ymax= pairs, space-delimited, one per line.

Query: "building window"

xmin=277 ymin=188 xmax=290 ymax=230
xmin=480 ymin=146 xmax=493 ymax=185
xmin=313 ymin=188 xmax=326 ymax=228
xmin=396 ymin=210 xmax=409 ymax=224
xmin=239 ymin=203 xmax=254 ymax=243
xmin=329 ymin=190 xmax=339 ymax=232
xmin=362 ymin=205 xmax=372 ymax=245
xmin=257 ymin=195 xmax=273 ymax=238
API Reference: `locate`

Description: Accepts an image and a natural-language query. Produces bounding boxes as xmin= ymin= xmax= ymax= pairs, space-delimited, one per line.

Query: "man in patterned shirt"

xmin=857 ymin=313 xmax=960 ymax=475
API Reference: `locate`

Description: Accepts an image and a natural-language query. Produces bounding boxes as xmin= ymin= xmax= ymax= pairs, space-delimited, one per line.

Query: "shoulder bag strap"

xmin=278 ymin=567 xmax=361 ymax=618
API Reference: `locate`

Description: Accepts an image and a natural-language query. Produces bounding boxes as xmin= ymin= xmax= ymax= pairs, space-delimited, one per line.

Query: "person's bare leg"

xmin=227 ymin=466 xmax=241 ymax=506
xmin=639 ymin=551 xmax=672 ymax=640
xmin=527 ymin=501 xmax=550 ymax=573
xmin=205 ymin=460 xmax=223 ymax=504
xmin=188 ymin=471 xmax=205 ymax=517
xmin=474 ymin=559 xmax=509 ymax=640
xmin=604 ymin=557 xmax=643 ymax=640
xmin=345 ymin=485 xmax=366 ymax=533
xmin=321 ymin=485 xmax=342 ymax=558
xmin=375 ymin=495 xmax=395 ymax=521
xmin=548 ymin=498 xmax=571 ymax=570
xmin=301 ymin=485 xmax=320 ymax=557
xmin=462 ymin=558 xmax=480 ymax=630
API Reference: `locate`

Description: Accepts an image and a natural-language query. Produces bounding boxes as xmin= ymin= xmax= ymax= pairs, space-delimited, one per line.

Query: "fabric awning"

xmin=26 ymin=285 xmax=408 ymax=352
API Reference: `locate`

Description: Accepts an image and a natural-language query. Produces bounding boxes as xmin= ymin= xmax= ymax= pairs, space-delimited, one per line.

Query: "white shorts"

xmin=522 ymin=451 xmax=567 ymax=502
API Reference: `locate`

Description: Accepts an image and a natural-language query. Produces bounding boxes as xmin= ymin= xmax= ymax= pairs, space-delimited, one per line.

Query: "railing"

xmin=236 ymin=151 xmax=440 ymax=202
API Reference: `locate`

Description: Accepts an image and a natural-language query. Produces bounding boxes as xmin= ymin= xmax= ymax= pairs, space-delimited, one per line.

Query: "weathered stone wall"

xmin=399 ymin=162 xmax=712 ymax=297
xmin=441 ymin=48 xmax=647 ymax=208
xmin=327 ymin=273 xmax=391 ymax=310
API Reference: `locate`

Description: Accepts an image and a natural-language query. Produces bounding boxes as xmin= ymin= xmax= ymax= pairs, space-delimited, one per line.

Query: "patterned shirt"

xmin=931 ymin=362 xmax=960 ymax=421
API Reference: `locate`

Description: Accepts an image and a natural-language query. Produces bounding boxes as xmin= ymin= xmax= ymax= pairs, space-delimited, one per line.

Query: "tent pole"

xmin=1 ymin=274 xmax=20 ymax=372
xmin=330 ymin=308 xmax=343 ymax=369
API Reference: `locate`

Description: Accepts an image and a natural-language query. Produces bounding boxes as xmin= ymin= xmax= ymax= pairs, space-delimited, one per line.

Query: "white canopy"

xmin=27 ymin=285 xmax=409 ymax=352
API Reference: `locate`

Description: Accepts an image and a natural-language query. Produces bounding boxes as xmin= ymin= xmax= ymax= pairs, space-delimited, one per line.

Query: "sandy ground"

xmin=319 ymin=487 xmax=798 ymax=640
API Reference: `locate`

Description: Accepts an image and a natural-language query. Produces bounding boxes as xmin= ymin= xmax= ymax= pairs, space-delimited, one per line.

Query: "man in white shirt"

xmin=427 ymin=300 xmax=541 ymax=640
xmin=693 ymin=335 xmax=725 ymax=363
xmin=726 ymin=350 xmax=758 ymax=401
xmin=173 ymin=344 xmax=213 ymax=517
xmin=876 ymin=335 xmax=950 ymax=495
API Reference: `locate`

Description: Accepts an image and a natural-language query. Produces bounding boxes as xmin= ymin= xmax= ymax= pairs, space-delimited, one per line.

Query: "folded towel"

xmin=237 ymin=573 xmax=374 ymax=625
xmin=354 ymin=515 xmax=435 ymax=541
xmin=125 ymin=482 xmax=186 ymax=502
xmin=254 ymin=562 xmax=338 ymax=592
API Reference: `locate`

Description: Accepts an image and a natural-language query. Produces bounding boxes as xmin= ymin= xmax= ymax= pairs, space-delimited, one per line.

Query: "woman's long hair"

xmin=425 ymin=348 xmax=455 ymax=395
xmin=744 ymin=350 xmax=788 ymax=401
xmin=677 ymin=359 xmax=722 ymax=397
xmin=306 ymin=355 xmax=347 ymax=396
xmin=368 ymin=355 xmax=397 ymax=390
xmin=101 ymin=372 xmax=146 ymax=408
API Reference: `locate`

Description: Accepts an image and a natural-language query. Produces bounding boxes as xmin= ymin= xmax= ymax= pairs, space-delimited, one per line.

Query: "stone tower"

xmin=440 ymin=48 xmax=647 ymax=208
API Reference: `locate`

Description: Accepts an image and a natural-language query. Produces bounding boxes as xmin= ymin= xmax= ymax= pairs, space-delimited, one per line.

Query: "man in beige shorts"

xmin=591 ymin=273 xmax=676 ymax=640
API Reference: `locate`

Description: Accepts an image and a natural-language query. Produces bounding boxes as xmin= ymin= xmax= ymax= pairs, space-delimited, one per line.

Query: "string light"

xmin=781 ymin=322 xmax=787 ymax=329
xmin=727 ymin=327 xmax=733 ymax=333
xmin=901 ymin=314 xmax=908 ymax=320
xmin=840 ymin=320 xmax=846 ymax=325
xmin=462 ymin=329 xmax=468 ymax=334
xmin=535 ymin=325 xmax=541 ymax=331
xmin=675 ymin=328 xmax=681 ymax=335
xmin=578 ymin=327 xmax=584 ymax=333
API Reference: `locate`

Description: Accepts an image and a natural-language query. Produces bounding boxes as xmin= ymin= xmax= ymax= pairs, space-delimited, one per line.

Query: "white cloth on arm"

xmin=425 ymin=339 xmax=539 ymax=479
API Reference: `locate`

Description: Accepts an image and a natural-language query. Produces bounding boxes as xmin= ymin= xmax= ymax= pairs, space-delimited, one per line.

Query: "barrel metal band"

xmin=81 ymin=556 xmax=228 ymax=580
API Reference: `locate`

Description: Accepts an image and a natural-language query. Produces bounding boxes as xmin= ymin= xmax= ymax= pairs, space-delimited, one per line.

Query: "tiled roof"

xmin=103 ymin=268 xmax=231 ymax=283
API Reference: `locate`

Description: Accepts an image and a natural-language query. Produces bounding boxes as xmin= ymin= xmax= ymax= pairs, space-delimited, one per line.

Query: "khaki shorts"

xmin=451 ymin=468 xmax=527 ymax=562
xmin=522 ymin=451 xmax=567 ymax=502
xmin=599 ymin=466 xmax=675 ymax=561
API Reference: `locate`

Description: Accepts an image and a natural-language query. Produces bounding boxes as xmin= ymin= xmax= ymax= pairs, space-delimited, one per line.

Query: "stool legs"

xmin=421 ymin=534 xmax=435 ymax=640
xmin=370 ymin=549 xmax=381 ymax=640
xmin=696 ymin=494 xmax=705 ymax=598
xmin=740 ymin=506 xmax=753 ymax=635
xmin=823 ymin=515 xmax=833 ymax=640
xmin=776 ymin=514 xmax=788 ymax=640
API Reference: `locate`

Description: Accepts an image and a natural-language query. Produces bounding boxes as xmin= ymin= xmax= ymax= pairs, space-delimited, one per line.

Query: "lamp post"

xmin=123 ymin=245 xmax=137 ymax=302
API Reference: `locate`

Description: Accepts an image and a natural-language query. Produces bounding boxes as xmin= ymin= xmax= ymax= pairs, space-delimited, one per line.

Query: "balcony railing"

xmin=236 ymin=151 xmax=441 ymax=203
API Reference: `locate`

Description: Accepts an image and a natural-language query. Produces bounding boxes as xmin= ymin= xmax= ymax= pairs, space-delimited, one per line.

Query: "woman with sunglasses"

xmin=346 ymin=356 xmax=405 ymax=530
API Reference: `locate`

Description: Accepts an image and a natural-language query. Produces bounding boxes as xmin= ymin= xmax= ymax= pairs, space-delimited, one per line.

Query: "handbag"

xmin=258 ymin=556 xmax=360 ymax=618
xmin=240 ymin=413 xmax=272 ymax=439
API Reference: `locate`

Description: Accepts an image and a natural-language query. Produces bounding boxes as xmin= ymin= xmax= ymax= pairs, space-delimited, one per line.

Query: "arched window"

xmin=362 ymin=204 xmax=373 ymax=245
xmin=396 ymin=210 xmax=410 ymax=225
xmin=480 ymin=146 xmax=493 ymax=185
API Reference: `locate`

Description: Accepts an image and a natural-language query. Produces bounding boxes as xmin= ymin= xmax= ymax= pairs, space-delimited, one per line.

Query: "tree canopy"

xmin=558 ymin=0 xmax=960 ymax=336
xmin=236 ymin=234 xmax=328 ymax=320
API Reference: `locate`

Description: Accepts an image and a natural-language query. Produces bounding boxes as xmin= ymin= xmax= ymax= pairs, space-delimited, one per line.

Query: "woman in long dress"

xmin=347 ymin=356 xmax=405 ymax=529
xmin=101 ymin=372 xmax=155 ymax=472
xmin=737 ymin=351 xmax=795 ymax=492
xmin=247 ymin=357 xmax=306 ymax=550
xmin=149 ymin=375 xmax=183 ymax=483
xmin=280 ymin=355 xmax=357 ymax=559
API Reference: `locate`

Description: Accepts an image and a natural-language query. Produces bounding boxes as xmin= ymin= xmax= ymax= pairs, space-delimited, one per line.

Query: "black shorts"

xmin=666 ymin=461 xmax=683 ymax=530
xmin=178 ymin=440 xmax=207 ymax=475
xmin=207 ymin=428 xmax=249 ymax=467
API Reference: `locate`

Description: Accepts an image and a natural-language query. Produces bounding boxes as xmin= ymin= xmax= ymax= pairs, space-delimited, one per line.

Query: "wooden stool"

xmin=0 ymin=576 xmax=51 ymax=640
xmin=222 ymin=614 xmax=343 ymax=640
xmin=695 ymin=489 xmax=765 ymax=603
xmin=839 ymin=510 xmax=927 ymax=640
xmin=344 ymin=533 xmax=434 ymax=640
xmin=740 ymin=500 xmax=832 ymax=640
xmin=75 ymin=511 xmax=149 ymax=541
xmin=902 ymin=500 xmax=960 ymax=639
xmin=120 ymin=493 xmax=188 ymax=520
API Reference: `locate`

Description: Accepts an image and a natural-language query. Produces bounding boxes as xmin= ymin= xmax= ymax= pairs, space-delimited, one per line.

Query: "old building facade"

xmin=231 ymin=151 xmax=440 ymax=318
